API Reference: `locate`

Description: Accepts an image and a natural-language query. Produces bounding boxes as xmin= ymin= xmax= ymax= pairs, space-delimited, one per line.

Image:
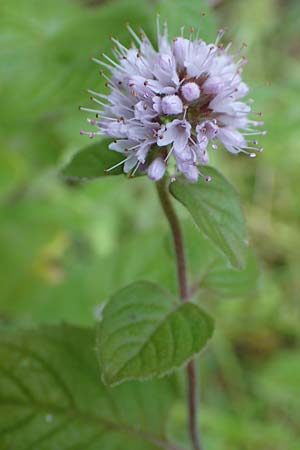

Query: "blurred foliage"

xmin=0 ymin=0 xmax=299 ymax=448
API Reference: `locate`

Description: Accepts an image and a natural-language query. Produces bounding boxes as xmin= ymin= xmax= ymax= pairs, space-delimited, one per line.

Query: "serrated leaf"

xmin=61 ymin=140 xmax=125 ymax=182
xmin=169 ymin=167 xmax=247 ymax=269
xmin=0 ymin=325 xmax=183 ymax=450
xmin=97 ymin=281 xmax=214 ymax=386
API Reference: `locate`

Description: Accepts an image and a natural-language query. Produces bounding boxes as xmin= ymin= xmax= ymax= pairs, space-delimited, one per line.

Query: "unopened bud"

xmin=161 ymin=95 xmax=183 ymax=115
xmin=181 ymin=82 xmax=201 ymax=102
xmin=147 ymin=157 xmax=166 ymax=181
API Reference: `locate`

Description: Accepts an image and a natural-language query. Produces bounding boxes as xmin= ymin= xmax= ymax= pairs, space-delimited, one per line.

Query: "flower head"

xmin=80 ymin=20 xmax=265 ymax=182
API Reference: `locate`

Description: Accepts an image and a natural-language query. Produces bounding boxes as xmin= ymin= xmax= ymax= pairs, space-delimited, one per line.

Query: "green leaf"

xmin=182 ymin=222 xmax=258 ymax=298
xmin=61 ymin=140 xmax=125 ymax=182
xmin=97 ymin=281 xmax=214 ymax=386
xmin=169 ymin=167 xmax=247 ymax=269
xmin=0 ymin=324 xmax=183 ymax=450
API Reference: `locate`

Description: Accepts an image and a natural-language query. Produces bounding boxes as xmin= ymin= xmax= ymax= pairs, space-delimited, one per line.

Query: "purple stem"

xmin=156 ymin=178 xmax=203 ymax=450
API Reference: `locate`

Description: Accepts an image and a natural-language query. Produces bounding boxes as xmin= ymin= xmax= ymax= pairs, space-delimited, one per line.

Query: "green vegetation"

xmin=1 ymin=0 xmax=299 ymax=448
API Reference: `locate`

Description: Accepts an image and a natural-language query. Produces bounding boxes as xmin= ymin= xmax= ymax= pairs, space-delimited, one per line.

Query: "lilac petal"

xmin=196 ymin=121 xmax=219 ymax=140
xmin=104 ymin=121 xmax=127 ymax=138
xmin=157 ymin=120 xmax=191 ymax=152
xmin=153 ymin=96 xmax=162 ymax=114
xmin=136 ymin=142 xmax=151 ymax=163
xmin=124 ymin=155 xmax=138 ymax=173
xmin=174 ymin=143 xmax=194 ymax=162
xmin=109 ymin=139 xmax=138 ymax=153
xmin=172 ymin=121 xmax=191 ymax=154
xmin=218 ymin=127 xmax=246 ymax=153
xmin=184 ymin=165 xmax=199 ymax=182
xmin=157 ymin=125 xmax=175 ymax=147
xmin=134 ymin=101 xmax=156 ymax=121
xmin=202 ymin=76 xmax=223 ymax=95
xmin=176 ymin=158 xmax=199 ymax=182
xmin=172 ymin=37 xmax=190 ymax=68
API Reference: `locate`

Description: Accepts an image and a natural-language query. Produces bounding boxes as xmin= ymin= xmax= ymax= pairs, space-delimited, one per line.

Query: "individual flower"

xmin=80 ymin=20 xmax=265 ymax=182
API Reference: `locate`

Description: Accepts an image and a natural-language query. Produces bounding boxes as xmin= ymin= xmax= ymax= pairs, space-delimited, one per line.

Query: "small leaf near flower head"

xmin=170 ymin=166 xmax=247 ymax=269
xmin=61 ymin=140 xmax=125 ymax=182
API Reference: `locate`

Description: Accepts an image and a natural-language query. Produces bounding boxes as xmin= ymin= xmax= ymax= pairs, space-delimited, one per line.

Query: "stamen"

xmin=215 ymin=28 xmax=225 ymax=46
xmin=183 ymin=105 xmax=188 ymax=120
xmin=165 ymin=145 xmax=174 ymax=162
xmin=131 ymin=161 xmax=141 ymax=177
xmin=102 ymin=53 xmax=121 ymax=69
xmin=87 ymin=89 xmax=108 ymax=99
xmin=91 ymin=58 xmax=114 ymax=72
xmin=105 ymin=157 xmax=129 ymax=172
xmin=110 ymin=37 xmax=128 ymax=54
xmin=79 ymin=107 xmax=102 ymax=114
xmin=127 ymin=24 xmax=142 ymax=45
xmin=90 ymin=97 xmax=107 ymax=108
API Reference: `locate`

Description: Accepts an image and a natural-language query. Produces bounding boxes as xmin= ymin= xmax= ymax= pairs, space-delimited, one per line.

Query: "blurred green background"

xmin=0 ymin=0 xmax=299 ymax=448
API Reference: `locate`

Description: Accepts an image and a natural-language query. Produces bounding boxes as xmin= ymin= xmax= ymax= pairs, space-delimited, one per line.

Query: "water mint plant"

xmin=68 ymin=19 xmax=264 ymax=450
xmin=0 ymin=11 xmax=265 ymax=450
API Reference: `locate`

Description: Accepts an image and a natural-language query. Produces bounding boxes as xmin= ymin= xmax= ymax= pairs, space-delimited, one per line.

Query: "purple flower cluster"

xmin=80 ymin=21 xmax=265 ymax=182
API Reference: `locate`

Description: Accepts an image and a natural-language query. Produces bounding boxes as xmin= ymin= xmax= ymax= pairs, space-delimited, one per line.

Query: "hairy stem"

xmin=156 ymin=178 xmax=203 ymax=450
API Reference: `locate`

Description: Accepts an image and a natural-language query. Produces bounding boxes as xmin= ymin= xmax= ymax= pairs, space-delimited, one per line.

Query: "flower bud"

xmin=161 ymin=95 xmax=183 ymax=115
xmin=147 ymin=157 xmax=166 ymax=181
xmin=181 ymin=82 xmax=201 ymax=102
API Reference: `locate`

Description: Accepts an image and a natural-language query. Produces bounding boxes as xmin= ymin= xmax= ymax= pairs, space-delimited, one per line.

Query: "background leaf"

xmin=182 ymin=222 xmax=259 ymax=299
xmin=97 ymin=281 xmax=214 ymax=385
xmin=169 ymin=167 xmax=247 ymax=269
xmin=0 ymin=324 xmax=182 ymax=450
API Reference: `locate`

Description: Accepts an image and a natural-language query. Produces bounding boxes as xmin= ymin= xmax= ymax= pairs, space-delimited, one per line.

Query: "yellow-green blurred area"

xmin=0 ymin=0 xmax=299 ymax=448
